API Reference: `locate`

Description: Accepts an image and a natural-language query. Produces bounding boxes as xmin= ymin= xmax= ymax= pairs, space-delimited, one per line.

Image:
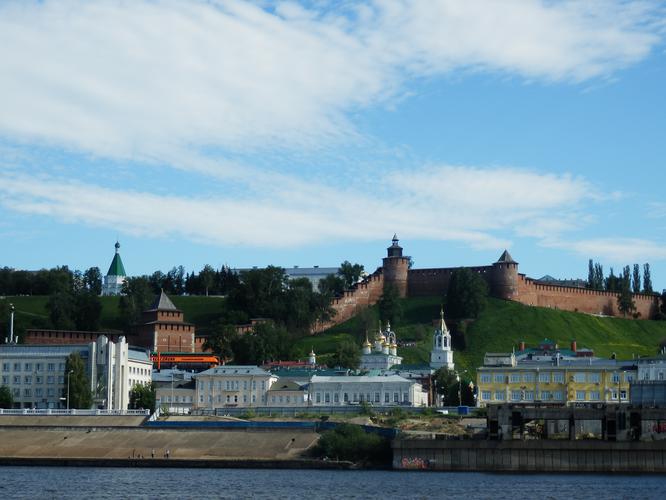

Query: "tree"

xmin=445 ymin=267 xmax=488 ymax=319
xmin=129 ymin=382 xmax=156 ymax=412
xmin=72 ymin=292 xmax=102 ymax=331
xmin=587 ymin=259 xmax=594 ymax=289
xmin=46 ymin=291 xmax=75 ymax=330
xmin=65 ymin=352 xmax=92 ymax=409
xmin=199 ymin=265 xmax=215 ymax=296
xmin=0 ymin=386 xmax=13 ymax=409
xmin=594 ymin=262 xmax=604 ymax=290
xmin=643 ymin=263 xmax=653 ymax=293
xmin=118 ymin=276 xmax=153 ymax=333
xmin=378 ymin=284 xmax=402 ymax=326
xmin=433 ymin=368 xmax=474 ymax=406
xmin=331 ymin=340 xmax=361 ymax=369
xmin=318 ymin=274 xmax=345 ymax=297
xmin=632 ymin=264 xmax=641 ymax=294
xmin=339 ymin=261 xmax=364 ymax=289
xmin=83 ymin=267 xmax=103 ymax=295
xmin=202 ymin=321 xmax=238 ymax=361
xmin=617 ymin=276 xmax=636 ymax=318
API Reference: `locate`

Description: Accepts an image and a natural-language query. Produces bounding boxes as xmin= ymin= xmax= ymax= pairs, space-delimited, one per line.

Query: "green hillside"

xmin=1 ymin=295 xmax=226 ymax=336
xmin=294 ymin=297 xmax=666 ymax=375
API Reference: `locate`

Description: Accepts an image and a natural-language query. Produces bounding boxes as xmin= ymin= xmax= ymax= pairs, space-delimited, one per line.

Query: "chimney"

xmin=518 ymin=341 xmax=526 ymax=352
xmin=571 ymin=340 xmax=577 ymax=353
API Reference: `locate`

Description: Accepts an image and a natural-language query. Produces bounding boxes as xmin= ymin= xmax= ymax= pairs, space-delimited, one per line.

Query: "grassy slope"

xmin=296 ymin=297 xmax=666 ymax=376
xmin=1 ymin=295 xmax=226 ymax=335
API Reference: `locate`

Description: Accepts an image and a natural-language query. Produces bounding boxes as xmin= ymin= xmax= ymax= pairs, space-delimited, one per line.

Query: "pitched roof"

xmin=496 ymin=249 xmax=517 ymax=264
xmin=150 ymin=290 xmax=178 ymax=311
xmin=106 ymin=253 xmax=126 ymax=277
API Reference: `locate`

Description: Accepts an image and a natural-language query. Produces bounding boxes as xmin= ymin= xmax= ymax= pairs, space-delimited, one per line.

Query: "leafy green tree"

xmin=594 ymin=263 xmax=604 ymax=290
xmin=83 ymin=267 xmax=103 ymax=295
xmin=445 ymin=267 xmax=488 ymax=319
xmin=643 ymin=263 xmax=653 ymax=293
xmin=378 ymin=284 xmax=402 ymax=326
xmin=587 ymin=259 xmax=594 ymax=289
xmin=434 ymin=368 xmax=474 ymax=406
xmin=202 ymin=321 xmax=238 ymax=361
xmin=0 ymin=386 xmax=13 ymax=409
xmin=231 ymin=322 xmax=293 ymax=365
xmin=118 ymin=276 xmax=154 ymax=333
xmin=605 ymin=267 xmax=621 ymax=292
xmin=331 ymin=340 xmax=361 ymax=369
xmin=46 ymin=292 xmax=75 ymax=329
xmin=73 ymin=292 xmax=102 ymax=331
xmin=632 ymin=264 xmax=641 ymax=294
xmin=339 ymin=261 xmax=364 ymax=289
xmin=318 ymin=274 xmax=345 ymax=297
xmin=314 ymin=424 xmax=391 ymax=465
xmin=64 ymin=352 xmax=92 ymax=409
xmin=617 ymin=277 xmax=636 ymax=317
xmin=129 ymin=382 xmax=156 ymax=412
xmin=199 ymin=264 xmax=215 ymax=296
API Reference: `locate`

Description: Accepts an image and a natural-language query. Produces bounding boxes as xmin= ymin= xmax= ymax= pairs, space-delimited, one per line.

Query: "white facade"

xmin=195 ymin=365 xmax=277 ymax=409
xmin=102 ymin=275 xmax=125 ymax=296
xmin=430 ymin=309 xmax=454 ymax=370
xmin=636 ymin=357 xmax=666 ymax=382
xmin=308 ymin=375 xmax=428 ymax=407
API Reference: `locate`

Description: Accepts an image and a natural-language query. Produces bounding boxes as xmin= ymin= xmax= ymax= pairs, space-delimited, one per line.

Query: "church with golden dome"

xmin=359 ymin=322 xmax=403 ymax=370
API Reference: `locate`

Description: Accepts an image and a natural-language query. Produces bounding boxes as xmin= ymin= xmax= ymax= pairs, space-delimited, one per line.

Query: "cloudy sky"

xmin=1 ymin=0 xmax=665 ymax=289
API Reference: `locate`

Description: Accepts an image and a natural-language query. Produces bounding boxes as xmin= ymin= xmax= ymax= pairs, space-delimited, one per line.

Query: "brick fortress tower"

xmin=490 ymin=249 xmax=519 ymax=300
xmin=382 ymin=234 xmax=411 ymax=298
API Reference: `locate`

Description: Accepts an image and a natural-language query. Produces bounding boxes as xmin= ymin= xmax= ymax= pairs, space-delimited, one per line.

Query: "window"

xmin=524 ymin=391 xmax=534 ymax=401
xmin=403 ymin=392 xmax=409 ymax=402
xmin=226 ymin=395 xmax=230 ymax=403
xmin=243 ymin=395 xmax=247 ymax=403
xmin=553 ymin=373 xmax=564 ymax=383
xmin=13 ymin=376 xmax=20 ymax=384
xmin=553 ymin=391 xmax=563 ymax=401
xmin=539 ymin=372 xmax=550 ymax=383
xmin=393 ymin=392 xmax=399 ymax=403
xmin=359 ymin=394 xmax=364 ymax=402
xmin=316 ymin=393 xmax=321 ymax=403
xmin=47 ymin=376 xmax=54 ymax=384
xmin=384 ymin=393 xmax=389 ymax=403
xmin=200 ymin=394 xmax=204 ymax=403
xmin=47 ymin=388 xmax=55 ymax=397
xmin=612 ymin=373 xmax=620 ymax=383
xmin=261 ymin=381 xmax=265 ymax=391
xmin=58 ymin=376 xmax=65 ymax=384
xmin=620 ymin=390 xmax=627 ymax=400
xmin=36 ymin=376 xmax=42 ymax=384
xmin=611 ymin=390 xmax=618 ymax=400
xmin=625 ymin=373 xmax=634 ymax=383
xmin=24 ymin=376 xmax=32 ymax=384
xmin=234 ymin=395 xmax=238 ymax=403
xmin=252 ymin=381 xmax=256 ymax=390
xmin=494 ymin=374 xmax=505 ymax=383
xmin=494 ymin=391 xmax=505 ymax=401
xmin=324 ymin=393 xmax=330 ymax=403
xmin=271 ymin=396 xmax=276 ymax=403
xmin=573 ymin=373 xmax=585 ymax=383
xmin=589 ymin=391 xmax=600 ymax=401
xmin=374 ymin=392 xmax=380 ymax=403
xmin=344 ymin=393 xmax=349 ymax=403
xmin=1 ymin=376 xmax=7 ymax=385
xmin=47 ymin=363 xmax=55 ymax=372
xmin=36 ymin=363 xmax=43 ymax=372
xmin=511 ymin=390 xmax=521 ymax=401
xmin=481 ymin=391 xmax=491 ymax=401
xmin=334 ymin=393 xmax=339 ymax=403
xmin=576 ymin=391 xmax=586 ymax=401
xmin=1 ymin=363 xmax=9 ymax=372
xmin=23 ymin=388 xmax=31 ymax=397
xmin=523 ymin=373 xmax=535 ymax=383
xmin=540 ymin=391 xmax=550 ymax=400
xmin=588 ymin=373 xmax=600 ymax=383
xmin=24 ymin=363 xmax=32 ymax=371
xmin=510 ymin=373 xmax=521 ymax=383
xmin=252 ymin=395 xmax=256 ymax=403
xmin=14 ymin=363 xmax=21 ymax=371
xmin=480 ymin=374 xmax=491 ymax=383
xmin=243 ymin=381 xmax=247 ymax=390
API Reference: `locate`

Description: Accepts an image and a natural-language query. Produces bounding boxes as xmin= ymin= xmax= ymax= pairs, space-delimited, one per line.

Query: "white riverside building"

xmin=0 ymin=336 xmax=151 ymax=410
xmin=194 ymin=365 xmax=278 ymax=409
xmin=308 ymin=374 xmax=428 ymax=407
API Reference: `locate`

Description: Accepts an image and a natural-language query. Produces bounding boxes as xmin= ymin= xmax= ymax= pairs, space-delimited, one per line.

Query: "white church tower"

xmin=101 ymin=241 xmax=127 ymax=296
xmin=430 ymin=307 xmax=454 ymax=370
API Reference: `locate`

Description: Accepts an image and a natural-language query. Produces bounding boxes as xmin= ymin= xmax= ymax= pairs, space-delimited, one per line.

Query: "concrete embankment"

xmin=0 ymin=427 xmax=319 ymax=462
xmin=393 ymin=439 xmax=666 ymax=472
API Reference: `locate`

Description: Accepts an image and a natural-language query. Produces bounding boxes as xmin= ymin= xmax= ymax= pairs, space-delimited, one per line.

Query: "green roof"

xmin=106 ymin=253 xmax=126 ymax=277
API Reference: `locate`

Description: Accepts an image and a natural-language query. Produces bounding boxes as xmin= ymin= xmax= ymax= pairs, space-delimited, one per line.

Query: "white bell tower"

xmin=431 ymin=307 xmax=454 ymax=370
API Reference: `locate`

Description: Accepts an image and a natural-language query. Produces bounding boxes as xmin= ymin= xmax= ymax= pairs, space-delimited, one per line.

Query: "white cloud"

xmin=543 ymin=237 xmax=666 ymax=263
xmin=0 ymin=165 xmax=604 ymax=252
xmin=0 ymin=0 xmax=662 ymax=163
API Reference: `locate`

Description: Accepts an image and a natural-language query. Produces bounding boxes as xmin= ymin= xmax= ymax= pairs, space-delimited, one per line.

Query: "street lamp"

xmin=455 ymin=369 xmax=468 ymax=407
xmin=66 ymin=370 xmax=74 ymax=410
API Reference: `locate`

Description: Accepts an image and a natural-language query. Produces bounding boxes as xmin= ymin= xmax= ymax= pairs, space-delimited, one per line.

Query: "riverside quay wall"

xmin=392 ymin=439 xmax=666 ymax=472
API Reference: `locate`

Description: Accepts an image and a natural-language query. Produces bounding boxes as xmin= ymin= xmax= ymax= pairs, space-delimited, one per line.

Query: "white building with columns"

xmin=308 ymin=374 xmax=427 ymax=407
xmin=194 ymin=365 xmax=277 ymax=409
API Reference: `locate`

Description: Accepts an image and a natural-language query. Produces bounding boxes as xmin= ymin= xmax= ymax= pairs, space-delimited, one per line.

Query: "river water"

xmin=0 ymin=466 xmax=663 ymax=499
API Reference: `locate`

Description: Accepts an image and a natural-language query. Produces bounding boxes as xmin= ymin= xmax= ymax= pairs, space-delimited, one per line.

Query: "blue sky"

xmin=0 ymin=0 xmax=665 ymax=290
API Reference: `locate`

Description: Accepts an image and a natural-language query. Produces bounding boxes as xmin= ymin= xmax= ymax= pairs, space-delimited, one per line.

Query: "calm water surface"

xmin=0 ymin=466 xmax=663 ymax=499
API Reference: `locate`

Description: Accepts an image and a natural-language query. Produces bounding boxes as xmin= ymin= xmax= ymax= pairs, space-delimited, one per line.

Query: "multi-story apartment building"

xmin=476 ymin=346 xmax=637 ymax=407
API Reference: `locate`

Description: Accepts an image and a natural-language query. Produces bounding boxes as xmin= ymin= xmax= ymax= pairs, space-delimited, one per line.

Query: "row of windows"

xmin=314 ymin=391 xmax=408 ymax=404
xmin=1 ymin=362 xmax=65 ymax=373
xmin=199 ymin=394 xmax=264 ymax=404
xmin=157 ymin=395 xmax=193 ymax=404
xmin=10 ymin=387 xmax=58 ymax=398
xmin=129 ymin=366 xmax=150 ymax=376
xmin=480 ymin=371 xmax=634 ymax=384
xmin=2 ymin=375 xmax=64 ymax=385
xmin=199 ymin=380 xmax=266 ymax=392
xmin=480 ymin=389 xmax=629 ymax=402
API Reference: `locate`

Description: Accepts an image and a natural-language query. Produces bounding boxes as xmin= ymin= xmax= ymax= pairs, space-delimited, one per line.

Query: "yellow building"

xmin=476 ymin=352 xmax=637 ymax=407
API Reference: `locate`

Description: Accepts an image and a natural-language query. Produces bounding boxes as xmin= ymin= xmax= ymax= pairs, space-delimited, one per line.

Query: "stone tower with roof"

xmin=382 ymin=234 xmax=411 ymax=298
xmin=430 ymin=308 xmax=454 ymax=370
xmin=137 ymin=290 xmax=196 ymax=353
xmin=491 ymin=249 xmax=519 ymax=300
xmin=101 ymin=241 xmax=127 ymax=296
